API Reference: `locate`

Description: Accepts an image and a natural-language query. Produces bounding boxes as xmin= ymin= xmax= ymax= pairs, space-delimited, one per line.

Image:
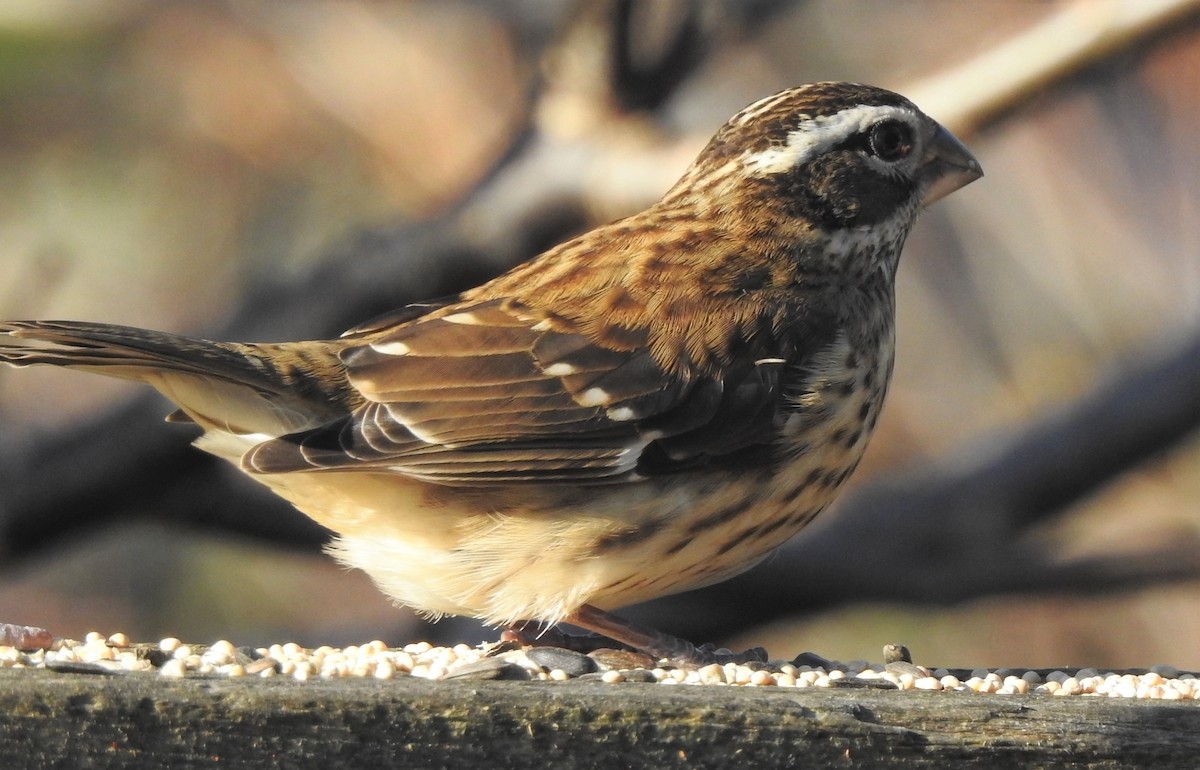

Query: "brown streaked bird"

xmin=0 ymin=83 xmax=981 ymax=663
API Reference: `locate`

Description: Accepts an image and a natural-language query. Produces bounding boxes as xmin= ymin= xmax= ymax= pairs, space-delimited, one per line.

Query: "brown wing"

xmin=243 ymin=299 xmax=788 ymax=484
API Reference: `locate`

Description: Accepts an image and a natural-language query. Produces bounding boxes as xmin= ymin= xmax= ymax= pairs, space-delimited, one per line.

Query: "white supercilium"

xmin=740 ymin=104 xmax=919 ymax=176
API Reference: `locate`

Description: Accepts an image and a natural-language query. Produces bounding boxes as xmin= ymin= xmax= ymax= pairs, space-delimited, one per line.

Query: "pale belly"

xmin=205 ymin=330 xmax=894 ymax=628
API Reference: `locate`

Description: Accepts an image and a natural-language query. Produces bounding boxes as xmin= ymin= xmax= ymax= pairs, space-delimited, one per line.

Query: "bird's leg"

xmin=501 ymin=612 xmax=691 ymax=659
xmin=500 ymin=620 xmax=635 ymax=654
xmin=504 ymin=606 xmax=770 ymax=665
xmin=561 ymin=604 xmax=698 ymax=661
xmin=562 ymin=604 xmax=767 ymax=665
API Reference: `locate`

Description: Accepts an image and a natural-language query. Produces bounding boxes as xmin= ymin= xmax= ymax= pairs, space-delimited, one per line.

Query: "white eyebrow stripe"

xmin=741 ymin=104 xmax=918 ymax=176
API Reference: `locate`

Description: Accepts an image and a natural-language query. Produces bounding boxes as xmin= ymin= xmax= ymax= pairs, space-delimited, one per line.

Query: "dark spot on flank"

xmin=788 ymin=507 xmax=822 ymax=528
xmin=780 ymin=483 xmax=808 ymax=504
xmin=821 ymin=469 xmax=844 ymax=488
xmin=715 ymin=527 xmax=760 ymax=556
xmin=684 ymin=503 xmax=747 ymax=537
xmin=750 ymin=515 xmax=793 ymax=542
xmin=664 ymin=539 xmax=691 ymax=556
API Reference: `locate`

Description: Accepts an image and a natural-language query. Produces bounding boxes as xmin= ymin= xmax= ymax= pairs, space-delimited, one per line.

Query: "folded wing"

xmin=243 ymin=299 xmax=787 ymax=485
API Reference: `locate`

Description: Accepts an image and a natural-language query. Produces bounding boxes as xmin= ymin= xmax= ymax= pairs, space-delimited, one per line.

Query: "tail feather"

xmin=1 ymin=320 xmax=268 ymax=383
xmin=0 ymin=320 xmax=350 ymax=436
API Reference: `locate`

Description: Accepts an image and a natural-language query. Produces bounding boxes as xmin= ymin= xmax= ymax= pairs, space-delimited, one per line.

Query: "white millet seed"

xmin=160 ymin=659 xmax=187 ymax=678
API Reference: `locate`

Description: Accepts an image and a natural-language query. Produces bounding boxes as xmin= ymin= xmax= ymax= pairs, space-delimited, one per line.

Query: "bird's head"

xmin=664 ymin=82 xmax=981 ymax=250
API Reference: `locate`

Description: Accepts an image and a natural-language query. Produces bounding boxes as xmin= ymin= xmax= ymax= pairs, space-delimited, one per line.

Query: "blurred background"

xmin=1 ymin=0 xmax=1199 ymax=669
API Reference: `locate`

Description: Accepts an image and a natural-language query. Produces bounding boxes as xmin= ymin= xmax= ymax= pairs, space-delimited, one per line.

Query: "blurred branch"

xmin=3 ymin=1 xmax=1200 ymax=643
xmin=910 ymin=0 xmax=1200 ymax=137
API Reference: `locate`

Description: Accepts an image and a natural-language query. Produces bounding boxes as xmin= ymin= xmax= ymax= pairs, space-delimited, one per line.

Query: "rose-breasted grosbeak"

xmin=1 ymin=83 xmax=980 ymax=662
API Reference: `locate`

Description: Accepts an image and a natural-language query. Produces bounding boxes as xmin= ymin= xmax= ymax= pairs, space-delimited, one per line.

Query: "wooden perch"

xmin=1 ymin=670 xmax=1199 ymax=768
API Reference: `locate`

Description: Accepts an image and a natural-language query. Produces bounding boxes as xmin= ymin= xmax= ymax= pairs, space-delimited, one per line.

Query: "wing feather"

xmin=243 ymin=298 xmax=796 ymax=484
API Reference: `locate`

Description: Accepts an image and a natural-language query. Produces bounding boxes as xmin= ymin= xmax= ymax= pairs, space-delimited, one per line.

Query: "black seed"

xmin=622 ymin=669 xmax=658 ymax=683
xmin=139 ymin=648 xmax=171 ymax=667
xmin=882 ymin=644 xmax=913 ymax=664
xmin=588 ymin=649 xmax=656 ymax=671
xmin=237 ymin=645 xmax=265 ymax=661
xmin=527 ymin=647 xmax=598 ymax=677
xmin=443 ymin=659 xmax=531 ymax=681
xmin=885 ymin=661 xmax=928 ymax=678
xmin=46 ymin=660 xmax=120 ymax=677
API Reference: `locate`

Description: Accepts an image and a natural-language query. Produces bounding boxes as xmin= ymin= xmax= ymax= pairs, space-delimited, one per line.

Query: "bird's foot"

xmin=504 ymin=604 xmax=769 ymax=666
xmin=500 ymin=623 xmax=639 ymax=655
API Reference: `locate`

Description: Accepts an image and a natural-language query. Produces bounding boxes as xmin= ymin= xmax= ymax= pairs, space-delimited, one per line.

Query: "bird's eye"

xmin=867 ymin=120 xmax=914 ymax=162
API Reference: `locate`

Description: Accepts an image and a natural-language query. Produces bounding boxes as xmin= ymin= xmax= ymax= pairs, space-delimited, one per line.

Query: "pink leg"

xmin=562 ymin=605 xmax=702 ymax=662
xmin=504 ymin=606 xmax=768 ymax=664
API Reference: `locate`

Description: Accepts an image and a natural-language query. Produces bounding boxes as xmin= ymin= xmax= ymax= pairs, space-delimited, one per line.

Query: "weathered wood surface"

xmin=1 ymin=669 xmax=1198 ymax=769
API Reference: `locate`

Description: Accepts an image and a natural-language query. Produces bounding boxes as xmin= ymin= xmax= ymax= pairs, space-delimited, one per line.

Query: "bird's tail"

xmin=0 ymin=320 xmax=349 ymax=435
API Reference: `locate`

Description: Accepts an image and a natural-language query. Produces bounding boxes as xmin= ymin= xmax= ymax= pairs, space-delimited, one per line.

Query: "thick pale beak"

xmin=920 ymin=123 xmax=983 ymax=207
